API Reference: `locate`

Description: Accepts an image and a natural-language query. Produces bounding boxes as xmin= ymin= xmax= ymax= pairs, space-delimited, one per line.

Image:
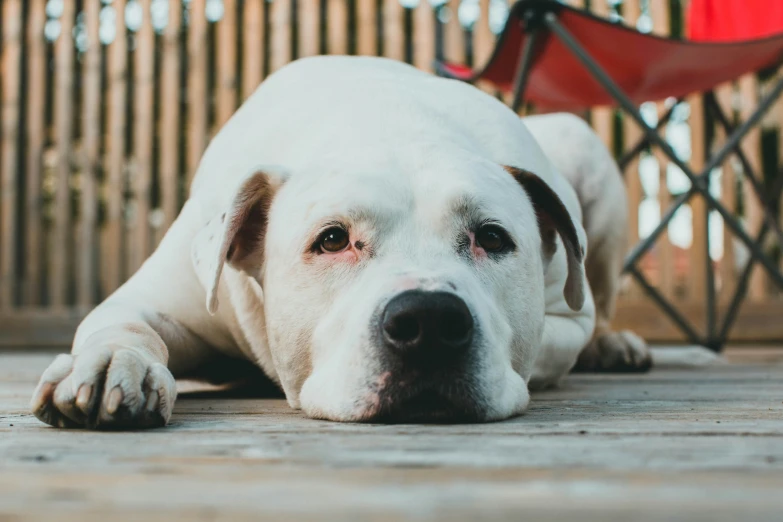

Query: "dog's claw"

xmin=31 ymin=349 xmax=176 ymax=430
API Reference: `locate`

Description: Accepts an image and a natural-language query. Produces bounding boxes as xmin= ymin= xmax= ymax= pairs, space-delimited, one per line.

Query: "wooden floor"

xmin=1 ymin=351 xmax=782 ymax=521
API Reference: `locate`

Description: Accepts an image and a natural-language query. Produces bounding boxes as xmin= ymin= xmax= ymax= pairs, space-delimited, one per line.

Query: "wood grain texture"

xmin=715 ymin=85 xmax=737 ymax=301
xmin=50 ymin=0 xmax=77 ymax=307
xmin=327 ymin=0 xmax=349 ymax=55
xmin=356 ymin=0 xmax=378 ymax=56
xmin=413 ymin=0 xmax=436 ymax=72
xmin=77 ymin=0 xmax=102 ymax=307
xmin=0 ymin=0 xmax=22 ymax=309
xmin=187 ymin=0 xmax=209 ymax=188
xmin=621 ymin=1 xmax=643 ymax=300
xmin=298 ymin=0 xmax=320 ymax=58
xmin=159 ymin=0 xmax=183 ymax=240
xmin=103 ymin=0 xmax=128 ymax=297
xmin=738 ymin=76 xmax=765 ymax=300
xmin=130 ymin=0 xmax=155 ymax=274
xmin=0 ymin=354 xmax=781 ymax=521
xmin=383 ymin=0 xmax=405 ymax=61
xmin=687 ymin=93 xmax=707 ymax=303
xmin=216 ymin=0 xmax=238 ymax=128
xmin=242 ymin=0 xmax=265 ymax=100
xmin=269 ymin=0 xmax=292 ymax=73
xmin=444 ymin=0 xmax=465 ymax=65
xmin=23 ymin=0 xmax=47 ymax=306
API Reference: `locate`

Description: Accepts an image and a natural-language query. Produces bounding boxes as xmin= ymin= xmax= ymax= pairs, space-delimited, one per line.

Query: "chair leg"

xmin=510 ymin=28 xmax=540 ymax=113
xmin=617 ymin=103 xmax=678 ymax=172
xmin=705 ymin=92 xmax=783 ymax=252
xmin=542 ymin=11 xmax=783 ymax=350
xmin=628 ymin=267 xmax=703 ymax=345
xmin=544 ymin=12 xmax=783 ymax=288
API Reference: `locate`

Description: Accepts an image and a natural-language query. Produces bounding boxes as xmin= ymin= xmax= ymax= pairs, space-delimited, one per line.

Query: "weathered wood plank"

xmin=0 ymin=354 xmax=781 ymax=521
xmin=0 ymin=0 xmax=22 ymax=309
xmin=23 ymin=0 xmax=47 ymax=306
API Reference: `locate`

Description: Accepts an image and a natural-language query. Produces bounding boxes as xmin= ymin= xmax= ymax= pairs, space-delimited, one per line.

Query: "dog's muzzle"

xmin=367 ymin=290 xmax=482 ymax=423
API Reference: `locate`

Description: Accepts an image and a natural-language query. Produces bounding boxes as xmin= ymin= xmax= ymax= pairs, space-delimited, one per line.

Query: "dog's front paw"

xmin=30 ymin=348 xmax=176 ymax=430
xmin=573 ymin=329 xmax=652 ymax=373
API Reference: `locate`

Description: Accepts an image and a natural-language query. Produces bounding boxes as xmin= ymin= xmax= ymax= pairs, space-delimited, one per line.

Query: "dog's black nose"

xmin=381 ymin=290 xmax=474 ymax=364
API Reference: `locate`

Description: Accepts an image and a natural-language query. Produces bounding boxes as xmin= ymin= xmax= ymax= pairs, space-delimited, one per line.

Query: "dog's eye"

xmin=476 ymin=225 xmax=509 ymax=253
xmin=319 ymin=227 xmax=350 ymax=253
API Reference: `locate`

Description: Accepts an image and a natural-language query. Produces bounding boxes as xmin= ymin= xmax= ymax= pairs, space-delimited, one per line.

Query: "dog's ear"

xmin=504 ymin=166 xmax=586 ymax=311
xmin=191 ymin=168 xmax=286 ymax=315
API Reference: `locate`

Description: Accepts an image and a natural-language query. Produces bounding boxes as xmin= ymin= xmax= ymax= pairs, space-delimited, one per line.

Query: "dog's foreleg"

xmin=31 ymin=211 xmax=223 ymax=429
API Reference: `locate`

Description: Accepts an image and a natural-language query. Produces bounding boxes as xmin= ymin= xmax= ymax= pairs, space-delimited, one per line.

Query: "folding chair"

xmin=435 ymin=0 xmax=783 ymax=351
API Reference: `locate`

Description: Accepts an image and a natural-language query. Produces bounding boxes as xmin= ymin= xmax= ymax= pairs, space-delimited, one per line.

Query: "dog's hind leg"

xmin=572 ymin=226 xmax=652 ymax=373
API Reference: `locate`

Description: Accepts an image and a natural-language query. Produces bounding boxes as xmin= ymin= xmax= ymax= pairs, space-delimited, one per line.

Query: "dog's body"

xmin=31 ymin=57 xmax=649 ymax=428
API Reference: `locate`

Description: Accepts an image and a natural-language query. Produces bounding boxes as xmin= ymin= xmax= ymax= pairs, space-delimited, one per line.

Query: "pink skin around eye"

xmin=321 ymin=237 xmax=361 ymax=264
xmin=467 ymin=231 xmax=488 ymax=260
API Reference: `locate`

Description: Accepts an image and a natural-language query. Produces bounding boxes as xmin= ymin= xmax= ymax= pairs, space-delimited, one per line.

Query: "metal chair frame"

xmin=437 ymin=0 xmax=783 ymax=351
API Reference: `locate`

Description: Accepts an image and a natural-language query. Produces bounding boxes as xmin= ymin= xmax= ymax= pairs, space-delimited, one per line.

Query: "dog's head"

xmin=196 ymin=150 xmax=584 ymax=423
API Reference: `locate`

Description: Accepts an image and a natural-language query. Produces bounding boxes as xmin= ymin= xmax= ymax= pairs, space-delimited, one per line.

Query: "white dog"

xmin=31 ymin=56 xmax=649 ymax=428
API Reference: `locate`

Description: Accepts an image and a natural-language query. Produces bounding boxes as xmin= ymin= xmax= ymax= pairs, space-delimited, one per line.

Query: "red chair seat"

xmin=438 ymin=0 xmax=783 ymax=110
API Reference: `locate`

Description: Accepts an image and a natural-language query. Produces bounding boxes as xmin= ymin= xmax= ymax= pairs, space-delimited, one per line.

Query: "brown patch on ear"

xmin=223 ymin=174 xmax=276 ymax=271
xmin=203 ymin=168 xmax=285 ymax=314
xmin=504 ymin=165 xmax=586 ymax=311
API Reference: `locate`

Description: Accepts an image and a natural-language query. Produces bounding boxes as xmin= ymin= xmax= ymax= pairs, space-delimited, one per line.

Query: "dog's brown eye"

xmin=476 ymin=225 xmax=508 ymax=253
xmin=319 ymin=227 xmax=350 ymax=253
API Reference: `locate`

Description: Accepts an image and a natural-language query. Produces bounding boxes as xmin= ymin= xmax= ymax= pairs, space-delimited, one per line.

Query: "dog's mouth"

xmin=362 ymin=378 xmax=484 ymax=424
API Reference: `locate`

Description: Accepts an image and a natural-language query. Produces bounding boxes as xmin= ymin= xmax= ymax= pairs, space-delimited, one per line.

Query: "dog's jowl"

xmin=30 ymin=56 xmax=650 ymax=429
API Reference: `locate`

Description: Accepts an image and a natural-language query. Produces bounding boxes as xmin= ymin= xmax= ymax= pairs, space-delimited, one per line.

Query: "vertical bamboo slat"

xmin=650 ymin=0 xmax=674 ymax=299
xmin=621 ymin=1 xmax=643 ymax=298
xmin=413 ymin=0 xmax=436 ymax=72
xmin=51 ymin=0 xmax=76 ymax=307
xmin=270 ymin=0 xmax=292 ymax=73
xmin=588 ymin=1 xmax=613 ymax=152
xmin=78 ymin=0 xmax=102 ymax=307
xmin=187 ymin=0 xmax=208 ymax=187
xmin=716 ymin=84 xmax=737 ymax=301
xmin=216 ymin=0 xmax=238 ymax=128
xmin=473 ymin=0 xmax=494 ymax=92
xmin=24 ymin=0 xmax=47 ymax=306
xmin=356 ymin=0 xmax=378 ymax=56
xmin=327 ymin=0 xmax=349 ymax=55
xmin=383 ymin=0 xmax=405 ymax=61
xmin=739 ymin=75 xmax=766 ymax=300
xmin=0 ymin=0 xmax=22 ymax=309
xmin=444 ymin=0 xmax=465 ymax=64
xmin=687 ymin=94 xmax=707 ymax=302
xmin=130 ymin=0 xmax=155 ymax=274
xmin=242 ymin=0 xmax=265 ymax=100
xmin=103 ymin=0 xmax=128 ymax=297
xmin=159 ymin=0 xmax=182 ymax=240
xmin=299 ymin=0 xmax=320 ymax=58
